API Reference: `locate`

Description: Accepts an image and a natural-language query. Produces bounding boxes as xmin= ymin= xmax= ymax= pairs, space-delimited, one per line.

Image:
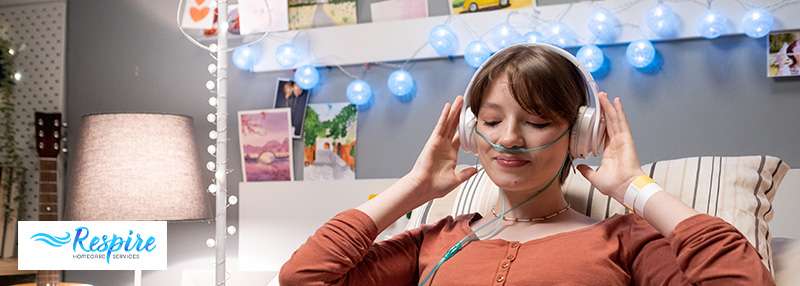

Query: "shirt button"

xmin=501 ymin=262 xmax=509 ymax=268
xmin=496 ymin=275 xmax=505 ymax=282
xmin=507 ymin=254 xmax=514 ymax=259
xmin=510 ymin=242 xmax=519 ymax=248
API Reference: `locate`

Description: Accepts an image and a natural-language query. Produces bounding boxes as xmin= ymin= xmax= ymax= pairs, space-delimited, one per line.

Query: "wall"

xmin=64 ymin=0 xmax=800 ymax=285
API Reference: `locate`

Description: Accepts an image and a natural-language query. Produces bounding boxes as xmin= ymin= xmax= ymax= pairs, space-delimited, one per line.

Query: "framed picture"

xmin=273 ymin=78 xmax=310 ymax=139
xmin=768 ymin=30 xmax=800 ymax=77
xmin=238 ymin=108 xmax=294 ymax=182
xmin=302 ymin=103 xmax=357 ymax=181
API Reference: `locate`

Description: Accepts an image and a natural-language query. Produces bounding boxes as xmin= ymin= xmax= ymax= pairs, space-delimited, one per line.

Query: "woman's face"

xmin=474 ymin=74 xmax=571 ymax=192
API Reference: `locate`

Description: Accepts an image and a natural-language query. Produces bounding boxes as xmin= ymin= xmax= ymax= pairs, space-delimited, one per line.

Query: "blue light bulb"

xmin=387 ymin=70 xmax=415 ymax=97
xmin=232 ymin=45 xmax=262 ymax=71
xmin=741 ymin=8 xmax=773 ymax=38
xmin=577 ymin=45 xmax=604 ymax=73
xmin=697 ymin=10 xmax=729 ymax=39
xmin=541 ymin=22 xmax=578 ymax=48
xmin=645 ymin=3 xmax=680 ymax=38
xmin=488 ymin=23 xmax=522 ymax=51
xmin=464 ymin=40 xmax=492 ymax=68
xmin=347 ymin=80 xmax=373 ymax=106
xmin=293 ymin=65 xmax=320 ymax=90
xmin=587 ymin=7 xmax=621 ymax=43
xmin=275 ymin=44 xmax=301 ymax=68
xmin=428 ymin=25 xmax=459 ymax=56
xmin=626 ymin=40 xmax=656 ymax=68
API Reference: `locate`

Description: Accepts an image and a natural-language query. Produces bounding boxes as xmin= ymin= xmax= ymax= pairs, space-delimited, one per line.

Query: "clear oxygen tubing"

xmin=417 ymin=126 xmax=571 ymax=286
xmin=474 ymin=126 xmax=570 ymax=154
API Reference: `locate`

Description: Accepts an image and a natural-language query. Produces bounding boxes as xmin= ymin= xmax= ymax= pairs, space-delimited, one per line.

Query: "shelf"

xmin=240 ymin=0 xmax=800 ymax=73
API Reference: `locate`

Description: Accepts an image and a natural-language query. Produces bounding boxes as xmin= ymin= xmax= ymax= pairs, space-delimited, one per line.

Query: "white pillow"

xmin=773 ymin=237 xmax=800 ymax=285
xmin=407 ymin=155 xmax=791 ymax=274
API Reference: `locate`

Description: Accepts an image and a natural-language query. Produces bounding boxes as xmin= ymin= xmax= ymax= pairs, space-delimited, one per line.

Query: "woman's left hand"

xmin=576 ymin=92 xmax=646 ymax=202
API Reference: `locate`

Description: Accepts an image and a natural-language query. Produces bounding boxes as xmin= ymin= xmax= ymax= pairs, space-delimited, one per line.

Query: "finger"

xmin=602 ymin=129 xmax=611 ymax=147
xmin=445 ymin=96 xmax=464 ymax=138
xmin=433 ymin=102 xmax=451 ymax=137
xmin=613 ymin=97 xmax=632 ymax=135
xmin=576 ymin=164 xmax=598 ymax=184
xmin=598 ymin=92 xmax=619 ymax=134
xmin=455 ymin=166 xmax=478 ymax=182
xmin=598 ymin=92 xmax=620 ymax=135
xmin=451 ymin=132 xmax=461 ymax=149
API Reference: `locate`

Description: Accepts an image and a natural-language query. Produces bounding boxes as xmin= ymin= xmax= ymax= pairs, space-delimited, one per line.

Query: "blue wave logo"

xmin=31 ymin=232 xmax=71 ymax=247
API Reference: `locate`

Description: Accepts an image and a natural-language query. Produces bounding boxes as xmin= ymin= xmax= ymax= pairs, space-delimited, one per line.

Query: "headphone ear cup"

xmin=459 ymin=108 xmax=477 ymax=154
xmin=570 ymin=106 xmax=594 ymax=159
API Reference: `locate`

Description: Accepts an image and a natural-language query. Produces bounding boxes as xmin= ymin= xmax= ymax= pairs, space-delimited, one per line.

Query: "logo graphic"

xmin=29 ymin=227 xmax=158 ymax=264
xmin=19 ymin=221 xmax=167 ymax=270
xmin=31 ymin=232 xmax=71 ymax=247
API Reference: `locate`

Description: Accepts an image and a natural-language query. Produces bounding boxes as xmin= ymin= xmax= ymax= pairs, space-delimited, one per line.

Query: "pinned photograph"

xmin=370 ymin=0 xmax=429 ymax=23
xmin=238 ymin=0 xmax=290 ymax=34
xmin=238 ymin=109 xmax=294 ymax=182
xmin=181 ymin=0 xmax=214 ymax=29
xmin=449 ymin=0 xmax=533 ymax=14
xmin=273 ymin=79 xmax=310 ymax=139
xmin=303 ymin=103 xmax=357 ymax=181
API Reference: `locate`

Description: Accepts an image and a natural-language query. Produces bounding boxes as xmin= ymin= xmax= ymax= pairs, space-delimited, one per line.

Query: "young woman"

xmin=279 ymin=44 xmax=774 ymax=285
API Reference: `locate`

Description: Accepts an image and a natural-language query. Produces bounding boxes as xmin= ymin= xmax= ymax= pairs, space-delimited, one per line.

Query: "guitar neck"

xmin=38 ymin=158 xmax=58 ymax=221
xmin=36 ymin=158 xmax=62 ymax=286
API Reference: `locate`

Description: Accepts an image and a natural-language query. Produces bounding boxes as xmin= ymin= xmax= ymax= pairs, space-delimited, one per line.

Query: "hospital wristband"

xmin=623 ymin=175 xmax=662 ymax=216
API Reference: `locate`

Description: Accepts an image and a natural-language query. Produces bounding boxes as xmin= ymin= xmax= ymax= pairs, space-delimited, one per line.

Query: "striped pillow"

xmin=406 ymin=155 xmax=791 ymax=273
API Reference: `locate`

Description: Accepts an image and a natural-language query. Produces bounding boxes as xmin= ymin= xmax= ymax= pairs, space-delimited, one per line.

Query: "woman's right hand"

xmin=356 ymin=96 xmax=477 ymax=231
xmin=405 ymin=96 xmax=478 ymax=201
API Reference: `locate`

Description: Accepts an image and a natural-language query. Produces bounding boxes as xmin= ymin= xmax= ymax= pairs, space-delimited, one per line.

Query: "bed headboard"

xmin=772 ymin=169 xmax=799 ymax=239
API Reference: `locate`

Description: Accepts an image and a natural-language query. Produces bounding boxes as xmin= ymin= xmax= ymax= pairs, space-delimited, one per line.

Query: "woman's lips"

xmin=494 ymin=157 xmax=530 ymax=168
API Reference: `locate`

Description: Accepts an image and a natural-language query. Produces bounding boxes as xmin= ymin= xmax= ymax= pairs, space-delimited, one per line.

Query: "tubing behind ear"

xmin=458 ymin=43 xmax=604 ymax=159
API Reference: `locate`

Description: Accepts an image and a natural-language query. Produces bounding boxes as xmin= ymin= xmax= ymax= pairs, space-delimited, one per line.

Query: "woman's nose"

xmin=494 ymin=122 xmax=525 ymax=149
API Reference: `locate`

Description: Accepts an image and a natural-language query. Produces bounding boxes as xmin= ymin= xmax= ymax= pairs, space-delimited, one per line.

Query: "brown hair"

xmin=465 ymin=45 xmax=588 ymax=183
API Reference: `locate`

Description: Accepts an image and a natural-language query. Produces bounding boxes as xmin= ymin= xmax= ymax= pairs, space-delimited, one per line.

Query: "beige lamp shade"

xmin=66 ymin=113 xmax=211 ymax=221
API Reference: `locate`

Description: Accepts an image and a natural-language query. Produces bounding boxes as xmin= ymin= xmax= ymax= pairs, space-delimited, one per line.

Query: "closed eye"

xmin=482 ymin=121 xmax=550 ymax=128
xmin=482 ymin=121 xmax=500 ymax=127
xmin=527 ymin=122 xmax=551 ymax=129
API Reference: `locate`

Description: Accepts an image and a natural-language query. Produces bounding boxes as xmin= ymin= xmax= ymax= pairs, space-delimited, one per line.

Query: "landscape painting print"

xmin=238 ymin=108 xmax=294 ymax=182
xmin=303 ymin=103 xmax=357 ymax=181
xmin=288 ymin=0 xmax=357 ymax=30
xmin=768 ymin=30 xmax=800 ymax=77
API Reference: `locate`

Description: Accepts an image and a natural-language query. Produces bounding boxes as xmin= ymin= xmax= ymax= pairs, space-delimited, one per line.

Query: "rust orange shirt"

xmin=280 ymin=209 xmax=774 ymax=285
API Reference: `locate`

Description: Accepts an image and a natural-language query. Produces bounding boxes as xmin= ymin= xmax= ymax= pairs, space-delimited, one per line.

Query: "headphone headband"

xmin=458 ymin=43 xmax=604 ymax=159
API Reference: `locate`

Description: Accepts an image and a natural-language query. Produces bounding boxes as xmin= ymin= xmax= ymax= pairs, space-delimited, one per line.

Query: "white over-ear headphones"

xmin=458 ymin=43 xmax=605 ymax=159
